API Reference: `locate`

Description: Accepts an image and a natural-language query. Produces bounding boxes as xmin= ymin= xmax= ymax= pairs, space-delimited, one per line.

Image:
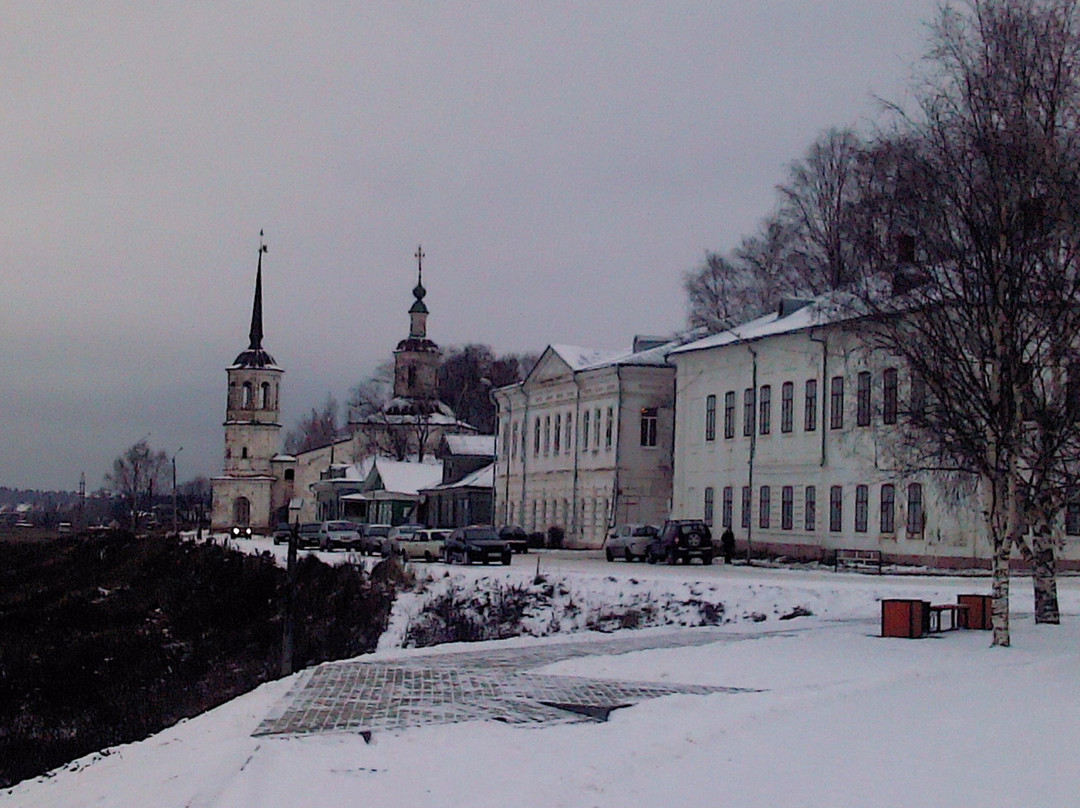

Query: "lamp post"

xmin=172 ymin=447 xmax=183 ymax=538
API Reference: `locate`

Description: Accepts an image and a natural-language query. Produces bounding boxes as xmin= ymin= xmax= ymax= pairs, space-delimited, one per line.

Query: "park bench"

xmin=834 ymin=548 xmax=883 ymax=574
xmin=882 ymin=594 xmax=991 ymax=638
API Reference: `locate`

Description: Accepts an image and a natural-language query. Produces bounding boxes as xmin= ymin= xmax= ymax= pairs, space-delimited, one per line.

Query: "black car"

xmin=498 ymin=525 xmax=529 ymax=554
xmin=443 ymin=525 xmax=513 ymax=565
xmin=272 ymin=523 xmax=292 ymax=545
xmin=646 ymin=520 xmax=715 ymax=565
xmin=296 ymin=522 xmax=322 ymax=549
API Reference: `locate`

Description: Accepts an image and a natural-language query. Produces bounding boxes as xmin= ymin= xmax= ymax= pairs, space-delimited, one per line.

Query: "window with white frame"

xmin=704 ymin=487 xmax=714 ymax=526
xmin=907 ymin=483 xmax=924 ymax=536
xmin=830 ymin=377 xmax=844 ymax=430
xmin=805 ymin=379 xmax=818 ymax=431
xmin=880 ymin=484 xmax=895 ymax=533
xmin=781 ymin=381 xmax=793 ymax=433
xmin=705 ymin=394 xmax=717 ymax=441
xmin=857 ymin=372 xmax=871 ymax=427
xmin=829 ymin=485 xmax=843 ymax=532
xmin=759 ymin=485 xmax=771 ymax=529
xmin=743 ymin=388 xmax=755 ymax=436
xmin=741 ymin=485 xmax=751 ymax=529
xmin=722 ymin=486 xmax=733 ymax=528
xmin=724 ymin=391 xmax=735 ymax=439
xmin=759 ymin=385 xmax=771 ymax=435
xmin=855 ymin=484 xmax=869 ymax=532
xmin=640 ymin=407 xmax=658 ymax=447
xmin=781 ymin=485 xmax=793 ymax=530
xmin=883 ymin=368 xmax=898 ymax=424
xmin=805 ymin=485 xmax=816 ymax=531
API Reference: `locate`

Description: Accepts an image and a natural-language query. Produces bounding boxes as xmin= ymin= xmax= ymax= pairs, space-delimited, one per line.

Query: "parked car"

xmin=296 ymin=522 xmax=323 ymax=549
xmin=646 ymin=520 xmax=715 ymax=565
xmin=358 ymin=524 xmax=392 ymax=555
xmin=605 ymin=524 xmax=658 ymax=562
xmin=272 ymin=523 xmax=292 ymax=545
xmin=498 ymin=525 xmax=530 ymax=554
xmin=318 ymin=520 xmax=362 ymax=551
xmin=395 ymin=528 xmax=449 ymax=561
xmin=230 ymin=525 xmax=253 ymax=539
xmin=443 ymin=525 xmax=513 ymax=565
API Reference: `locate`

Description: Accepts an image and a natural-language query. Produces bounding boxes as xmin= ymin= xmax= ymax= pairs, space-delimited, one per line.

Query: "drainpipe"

xmin=521 ymin=388 xmax=530 ymax=530
xmin=611 ymin=365 xmax=623 ymax=532
xmin=571 ymin=373 xmax=582 ymax=544
xmin=746 ymin=344 xmax=758 ymax=564
xmin=809 ymin=331 xmax=828 ymax=467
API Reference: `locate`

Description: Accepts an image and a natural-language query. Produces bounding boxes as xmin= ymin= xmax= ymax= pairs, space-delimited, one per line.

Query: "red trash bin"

xmin=881 ymin=599 xmax=930 ymax=638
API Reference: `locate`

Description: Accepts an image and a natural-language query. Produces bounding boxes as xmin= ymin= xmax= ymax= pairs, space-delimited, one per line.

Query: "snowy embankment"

xmin=7 ymin=540 xmax=1078 ymax=807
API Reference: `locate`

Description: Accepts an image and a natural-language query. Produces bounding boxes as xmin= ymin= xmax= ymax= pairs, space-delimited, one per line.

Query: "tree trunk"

xmin=991 ymin=534 xmax=1011 ymax=647
xmin=1031 ymin=533 xmax=1061 ymax=625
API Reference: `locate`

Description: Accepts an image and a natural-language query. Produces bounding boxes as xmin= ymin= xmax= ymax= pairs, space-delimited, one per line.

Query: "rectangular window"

xmin=741 ymin=486 xmax=752 ymax=529
xmin=554 ymin=414 xmax=562 ymax=454
xmin=511 ymin=422 xmax=518 ymax=460
xmin=830 ymin=376 xmax=844 ymax=429
xmin=881 ymin=484 xmax=895 ymax=533
xmin=565 ymin=413 xmax=572 ymax=453
xmin=593 ymin=408 xmax=601 ymax=448
xmin=907 ymin=483 xmax=924 ymax=536
xmin=805 ymin=379 xmax=818 ymax=431
xmin=883 ymin=368 xmax=898 ymax=424
xmin=781 ymin=485 xmax=793 ymax=530
xmin=781 ymin=382 xmax=794 ymax=433
xmin=829 ymin=485 xmax=843 ymax=532
xmin=705 ymin=394 xmax=717 ymax=441
xmin=855 ymin=484 xmax=869 ymax=532
xmin=605 ymin=407 xmax=613 ymax=449
xmin=640 ymin=407 xmax=658 ymax=447
xmin=722 ymin=486 xmax=733 ymax=528
xmin=857 ymin=371 xmax=871 ymax=427
xmin=1067 ymin=488 xmax=1080 ymax=536
xmin=743 ymin=387 xmax=756 ymax=436
xmin=911 ymin=374 xmax=927 ymax=423
xmin=543 ymin=415 xmax=551 ymax=454
xmin=534 ymin=418 xmax=541 ymax=456
xmin=759 ymin=385 xmax=772 ymax=435
xmin=582 ymin=411 xmax=590 ymax=451
xmin=805 ymin=486 xmax=817 ymax=531
xmin=704 ymin=487 xmax=714 ymax=527
xmin=724 ymin=391 xmax=735 ymax=439
xmin=759 ymin=485 xmax=771 ymax=529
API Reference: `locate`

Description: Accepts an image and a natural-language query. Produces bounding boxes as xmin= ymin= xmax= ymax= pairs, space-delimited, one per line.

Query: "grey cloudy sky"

xmin=1 ymin=1 xmax=939 ymax=491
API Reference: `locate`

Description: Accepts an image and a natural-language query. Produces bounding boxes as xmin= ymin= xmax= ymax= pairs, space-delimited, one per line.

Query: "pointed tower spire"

xmin=249 ymin=231 xmax=268 ymax=350
xmin=233 ymin=231 xmax=276 ymax=368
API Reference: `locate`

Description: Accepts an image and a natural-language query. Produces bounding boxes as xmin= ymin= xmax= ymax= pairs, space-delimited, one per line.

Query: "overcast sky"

xmin=0 ymin=1 xmax=940 ymax=492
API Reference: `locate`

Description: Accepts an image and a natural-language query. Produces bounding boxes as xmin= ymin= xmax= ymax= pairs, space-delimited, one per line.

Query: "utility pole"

xmin=281 ymin=517 xmax=299 ymax=676
xmin=172 ymin=447 xmax=183 ymax=538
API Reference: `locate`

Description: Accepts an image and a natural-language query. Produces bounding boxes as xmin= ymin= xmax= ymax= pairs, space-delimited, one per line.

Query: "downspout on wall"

xmin=746 ymin=344 xmax=758 ymax=563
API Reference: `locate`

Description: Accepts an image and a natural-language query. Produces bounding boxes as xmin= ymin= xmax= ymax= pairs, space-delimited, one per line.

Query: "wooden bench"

xmin=835 ymin=548 xmax=883 ymax=574
xmin=928 ymin=603 xmax=968 ymax=632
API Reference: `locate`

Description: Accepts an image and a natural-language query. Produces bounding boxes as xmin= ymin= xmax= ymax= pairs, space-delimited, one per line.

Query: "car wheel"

xmin=702 ymin=550 xmax=713 ymax=566
xmin=646 ymin=550 xmax=657 ymax=564
xmin=625 ymin=548 xmax=634 ymax=562
xmin=425 ymin=551 xmax=434 ymax=562
xmin=501 ymin=552 xmax=511 ymax=565
xmin=605 ymin=548 xmax=615 ymax=562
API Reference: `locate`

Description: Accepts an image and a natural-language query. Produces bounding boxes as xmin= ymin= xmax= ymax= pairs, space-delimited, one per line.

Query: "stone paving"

xmin=254 ymin=628 xmax=766 ymax=738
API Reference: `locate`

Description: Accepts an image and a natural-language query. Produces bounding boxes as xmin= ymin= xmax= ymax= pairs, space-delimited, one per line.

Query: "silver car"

xmin=318 ymin=520 xmax=362 ymax=551
xmin=605 ymin=524 xmax=658 ymax=561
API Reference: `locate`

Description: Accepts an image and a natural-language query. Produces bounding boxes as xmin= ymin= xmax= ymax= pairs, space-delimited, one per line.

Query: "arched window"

xmin=284 ymin=469 xmax=295 ymax=481
xmin=242 ymin=382 xmax=253 ymax=409
xmin=260 ymin=382 xmax=271 ymax=409
xmin=241 ymin=447 xmax=248 ymax=459
xmin=233 ymin=497 xmax=251 ymax=526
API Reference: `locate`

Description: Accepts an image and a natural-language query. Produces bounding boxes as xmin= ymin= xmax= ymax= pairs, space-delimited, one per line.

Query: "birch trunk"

xmin=1031 ymin=532 xmax=1061 ymax=625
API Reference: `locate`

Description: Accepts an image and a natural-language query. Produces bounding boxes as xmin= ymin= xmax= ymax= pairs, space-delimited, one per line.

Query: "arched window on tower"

xmin=229 ymin=382 xmax=237 ymax=410
xmin=260 ymin=382 xmax=271 ymax=409
xmin=242 ymin=382 xmax=253 ymax=409
xmin=407 ymin=365 xmax=417 ymax=390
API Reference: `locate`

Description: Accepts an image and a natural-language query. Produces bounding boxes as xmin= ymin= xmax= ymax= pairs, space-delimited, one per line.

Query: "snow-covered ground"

xmin=5 ymin=547 xmax=1079 ymax=808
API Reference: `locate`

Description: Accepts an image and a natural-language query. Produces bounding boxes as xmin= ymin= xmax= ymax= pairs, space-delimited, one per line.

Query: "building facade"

xmin=668 ymin=297 xmax=1080 ymax=569
xmin=492 ymin=339 xmax=676 ymax=548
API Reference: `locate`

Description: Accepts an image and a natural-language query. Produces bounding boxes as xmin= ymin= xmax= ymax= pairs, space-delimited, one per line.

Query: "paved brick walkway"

xmin=254 ymin=628 xmax=763 ymax=738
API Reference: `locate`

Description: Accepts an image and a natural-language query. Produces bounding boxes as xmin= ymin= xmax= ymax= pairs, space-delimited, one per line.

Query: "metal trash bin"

xmin=881 ymin=599 xmax=930 ymax=638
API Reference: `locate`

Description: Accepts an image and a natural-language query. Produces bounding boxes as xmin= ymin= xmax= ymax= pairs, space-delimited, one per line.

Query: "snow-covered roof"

xmin=549 ymin=340 xmax=678 ymax=372
xmin=271 ymin=454 xmax=297 ymax=463
xmin=425 ymin=462 xmax=494 ymax=492
xmin=442 ymin=435 xmax=495 ymax=457
xmin=670 ymin=294 xmax=860 ymax=356
xmin=369 ymin=457 xmax=444 ymax=496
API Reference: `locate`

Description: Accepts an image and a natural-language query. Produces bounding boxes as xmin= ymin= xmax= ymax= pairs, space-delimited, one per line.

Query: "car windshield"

xmin=300 ymin=523 xmax=320 ymax=532
xmin=368 ymin=526 xmax=390 ymax=537
xmin=633 ymin=526 xmax=658 ymax=536
xmin=326 ymin=522 xmax=354 ymax=532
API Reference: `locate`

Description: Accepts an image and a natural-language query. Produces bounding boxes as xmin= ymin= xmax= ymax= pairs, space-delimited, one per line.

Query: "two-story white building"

xmin=668 ymin=297 xmax=996 ymax=568
xmin=492 ymin=338 xmax=677 ymax=548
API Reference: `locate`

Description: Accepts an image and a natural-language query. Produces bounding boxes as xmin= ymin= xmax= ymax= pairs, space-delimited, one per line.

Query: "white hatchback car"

xmin=395 ymin=528 xmax=450 ymax=561
xmin=605 ymin=524 xmax=659 ymax=561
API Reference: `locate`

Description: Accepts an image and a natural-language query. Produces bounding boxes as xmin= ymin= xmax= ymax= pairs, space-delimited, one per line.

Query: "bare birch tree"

xmin=853 ymin=0 xmax=1080 ymax=644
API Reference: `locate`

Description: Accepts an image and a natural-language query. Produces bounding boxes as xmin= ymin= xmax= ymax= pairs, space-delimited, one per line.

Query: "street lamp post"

xmin=172 ymin=447 xmax=183 ymax=538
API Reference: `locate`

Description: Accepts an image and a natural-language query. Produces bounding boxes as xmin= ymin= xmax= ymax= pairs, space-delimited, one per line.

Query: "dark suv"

xmin=498 ymin=525 xmax=529 ymax=554
xmin=646 ymin=520 xmax=715 ymax=565
xmin=443 ymin=525 xmax=513 ymax=565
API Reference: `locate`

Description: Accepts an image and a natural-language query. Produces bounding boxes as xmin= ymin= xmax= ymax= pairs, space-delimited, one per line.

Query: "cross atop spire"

xmin=248 ymin=231 xmax=268 ymax=350
xmin=413 ymin=244 xmax=426 ymax=303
